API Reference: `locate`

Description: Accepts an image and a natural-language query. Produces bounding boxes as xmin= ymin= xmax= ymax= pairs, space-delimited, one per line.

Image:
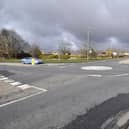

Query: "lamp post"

xmin=87 ymin=30 xmax=90 ymax=61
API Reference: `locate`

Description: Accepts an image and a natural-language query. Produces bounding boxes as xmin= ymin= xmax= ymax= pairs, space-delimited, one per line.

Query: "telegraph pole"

xmin=87 ymin=30 xmax=90 ymax=61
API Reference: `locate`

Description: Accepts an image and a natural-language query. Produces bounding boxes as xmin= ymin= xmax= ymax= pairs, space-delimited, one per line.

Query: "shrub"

xmin=60 ymin=55 xmax=70 ymax=59
xmin=40 ymin=54 xmax=58 ymax=59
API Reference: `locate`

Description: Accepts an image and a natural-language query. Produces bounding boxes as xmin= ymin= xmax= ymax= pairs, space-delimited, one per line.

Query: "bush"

xmin=47 ymin=55 xmax=58 ymax=59
xmin=40 ymin=54 xmax=58 ymax=59
xmin=60 ymin=55 xmax=70 ymax=59
xmin=17 ymin=52 xmax=31 ymax=59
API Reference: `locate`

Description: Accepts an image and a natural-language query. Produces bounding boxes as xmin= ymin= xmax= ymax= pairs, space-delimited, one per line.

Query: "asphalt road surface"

xmin=0 ymin=59 xmax=129 ymax=129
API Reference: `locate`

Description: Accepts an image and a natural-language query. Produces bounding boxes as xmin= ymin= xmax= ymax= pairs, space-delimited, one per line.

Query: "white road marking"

xmin=18 ymin=84 xmax=48 ymax=91
xmin=119 ymin=59 xmax=129 ymax=64
xmin=101 ymin=117 xmax=114 ymax=129
xmin=0 ymin=74 xmax=48 ymax=107
xmin=81 ymin=66 xmax=112 ymax=71
xmin=0 ymin=91 xmax=46 ymax=108
xmin=47 ymin=63 xmax=65 ymax=66
xmin=4 ymin=79 xmax=15 ymax=83
xmin=117 ymin=111 xmax=129 ymax=127
xmin=112 ymin=73 xmax=129 ymax=77
xmin=88 ymin=74 xmax=102 ymax=77
xmin=10 ymin=82 xmax=22 ymax=86
xmin=0 ymin=74 xmax=48 ymax=91
xmin=0 ymin=77 xmax=8 ymax=81
xmin=0 ymin=76 xmax=5 ymax=78
xmin=18 ymin=84 xmax=31 ymax=90
xmin=30 ymin=85 xmax=48 ymax=92
xmin=59 ymin=66 xmax=66 ymax=68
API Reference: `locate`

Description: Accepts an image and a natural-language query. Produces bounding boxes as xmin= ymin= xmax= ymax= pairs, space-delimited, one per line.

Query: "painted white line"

xmin=59 ymin=66 xmax=66 ymax=68
xmin=112 ymin=73 xmax=129 ymax=77
xmin=30 ymin=85 xmax=48 ymax=92
xmin=0 ymin=77 xmax=8 ymax=81
xmin=18 ymin=84 xmax=31 ymax=90
xmin=0 ymin=91 xmax=46 ymax=108
xmin=10 ymin=82 xmax=22 ymax=86
xmin=119 ymin=60 xmax=129 ymax=64
xmin=81 ymin=66 xmax=112 ymax=71
xmin=47 ymin=63 xmax=65 ymax=66
xmin=0 ymin=76 xmax=5 ymax=78
xmin=18 ymin=84 xmax=48 ymax=92
xmin=4 ymin=79 xmax=15 ymax=83
xmin=117 ymin=111 xmax=129 ymax=127
xmin=101 ymin=117 xmax=114 ymax=129
xmin=88 ymin=74 xmax=102 ymax=77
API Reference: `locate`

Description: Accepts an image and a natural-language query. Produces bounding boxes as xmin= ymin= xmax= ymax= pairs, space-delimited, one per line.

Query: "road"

xmin=0 ymin=59 xmax=129 ymax=129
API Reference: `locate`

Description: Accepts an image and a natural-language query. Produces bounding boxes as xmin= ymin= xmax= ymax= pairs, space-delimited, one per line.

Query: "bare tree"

xmin=30 ymin=44 xmax=42 ymax=58
xmin=80 ymin=41 xmax=97 ymax=59
xmin=0 ymin=28 xmax=31 ymax=58
xmin=58 ymin=41 xmax=71 ymax=55
xmin=80 ymin=42 xmax=88 ymax=58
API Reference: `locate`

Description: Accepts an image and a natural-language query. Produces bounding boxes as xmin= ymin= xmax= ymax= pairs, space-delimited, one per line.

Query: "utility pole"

xmin=58 ymin=42 xmax=61 ymax=62
xmin=87 ymin=30 xmax=90 ymax=61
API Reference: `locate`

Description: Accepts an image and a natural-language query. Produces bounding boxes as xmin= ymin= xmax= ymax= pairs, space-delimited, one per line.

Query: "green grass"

xmin=43 ymin=57 xmax=113 ymax=63
xmin=0 ymin=58 xmax=20 ymax=63
xmin=0 ymin=56 xmax=124 ymax=64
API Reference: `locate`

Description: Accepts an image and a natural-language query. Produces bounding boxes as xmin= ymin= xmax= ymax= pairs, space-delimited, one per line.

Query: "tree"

xmin=31 ymin=44 xmax=42 ymax=58
xmin=80 ymin=42 xmax=88 ymax=58
xmin=89 ymin=48 xmax=97 ymax=58
xmin=80 ymin=41 xmax=97 ymax=59
xmin=58 ymin=42 xmax=71 ymax=55
xmin=0 ymin=28 xmax=31 ymax=58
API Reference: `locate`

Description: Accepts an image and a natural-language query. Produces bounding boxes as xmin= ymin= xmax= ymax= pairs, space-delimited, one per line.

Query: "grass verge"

xmin=0 ymin=58 xmax=20 ymax=63
xmin=43 ymin=57 xmax=112 ymax=63
xmin=0 ymin=57 xmax=124 ymax=64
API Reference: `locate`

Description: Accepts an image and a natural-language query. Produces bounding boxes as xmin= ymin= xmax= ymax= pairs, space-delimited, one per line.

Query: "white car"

xmin=21 ymin=57 xmax=44 ymax=64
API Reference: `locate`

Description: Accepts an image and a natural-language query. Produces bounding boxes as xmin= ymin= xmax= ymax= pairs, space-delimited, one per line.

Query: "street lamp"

xmin=87 ymin=30 xmax=91 ymax=61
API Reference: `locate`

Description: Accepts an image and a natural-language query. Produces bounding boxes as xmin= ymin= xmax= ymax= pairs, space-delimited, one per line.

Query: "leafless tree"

xmin=30 ymin=44 xmax=42 ymax=58
xmin=58 ymin=41 xmax=71 ymax=55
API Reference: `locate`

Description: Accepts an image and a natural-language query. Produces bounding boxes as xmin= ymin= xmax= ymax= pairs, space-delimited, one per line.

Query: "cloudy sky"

xmin=0 ymin=0 xmax=129 ymax=50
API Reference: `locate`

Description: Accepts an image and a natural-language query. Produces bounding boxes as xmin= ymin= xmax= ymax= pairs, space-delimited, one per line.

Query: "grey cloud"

xmin=1 ymin=0 xmax=129 ymax=50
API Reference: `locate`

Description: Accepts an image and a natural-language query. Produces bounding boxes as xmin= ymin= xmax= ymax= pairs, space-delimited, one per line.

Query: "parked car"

xmin=21 ymin=57 xmax=44 ymax=64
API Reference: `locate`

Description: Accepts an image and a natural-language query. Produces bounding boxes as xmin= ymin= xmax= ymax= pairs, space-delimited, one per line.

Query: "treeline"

xmin=0 ymin=29 xmax=31 ymax=58
xmin=0 ymin=28 xmax=97 ymax=60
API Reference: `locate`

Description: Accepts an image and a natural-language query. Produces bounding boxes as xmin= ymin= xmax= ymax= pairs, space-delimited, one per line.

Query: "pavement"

xmin=0 ymin=59 xmax=129 ymax=129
